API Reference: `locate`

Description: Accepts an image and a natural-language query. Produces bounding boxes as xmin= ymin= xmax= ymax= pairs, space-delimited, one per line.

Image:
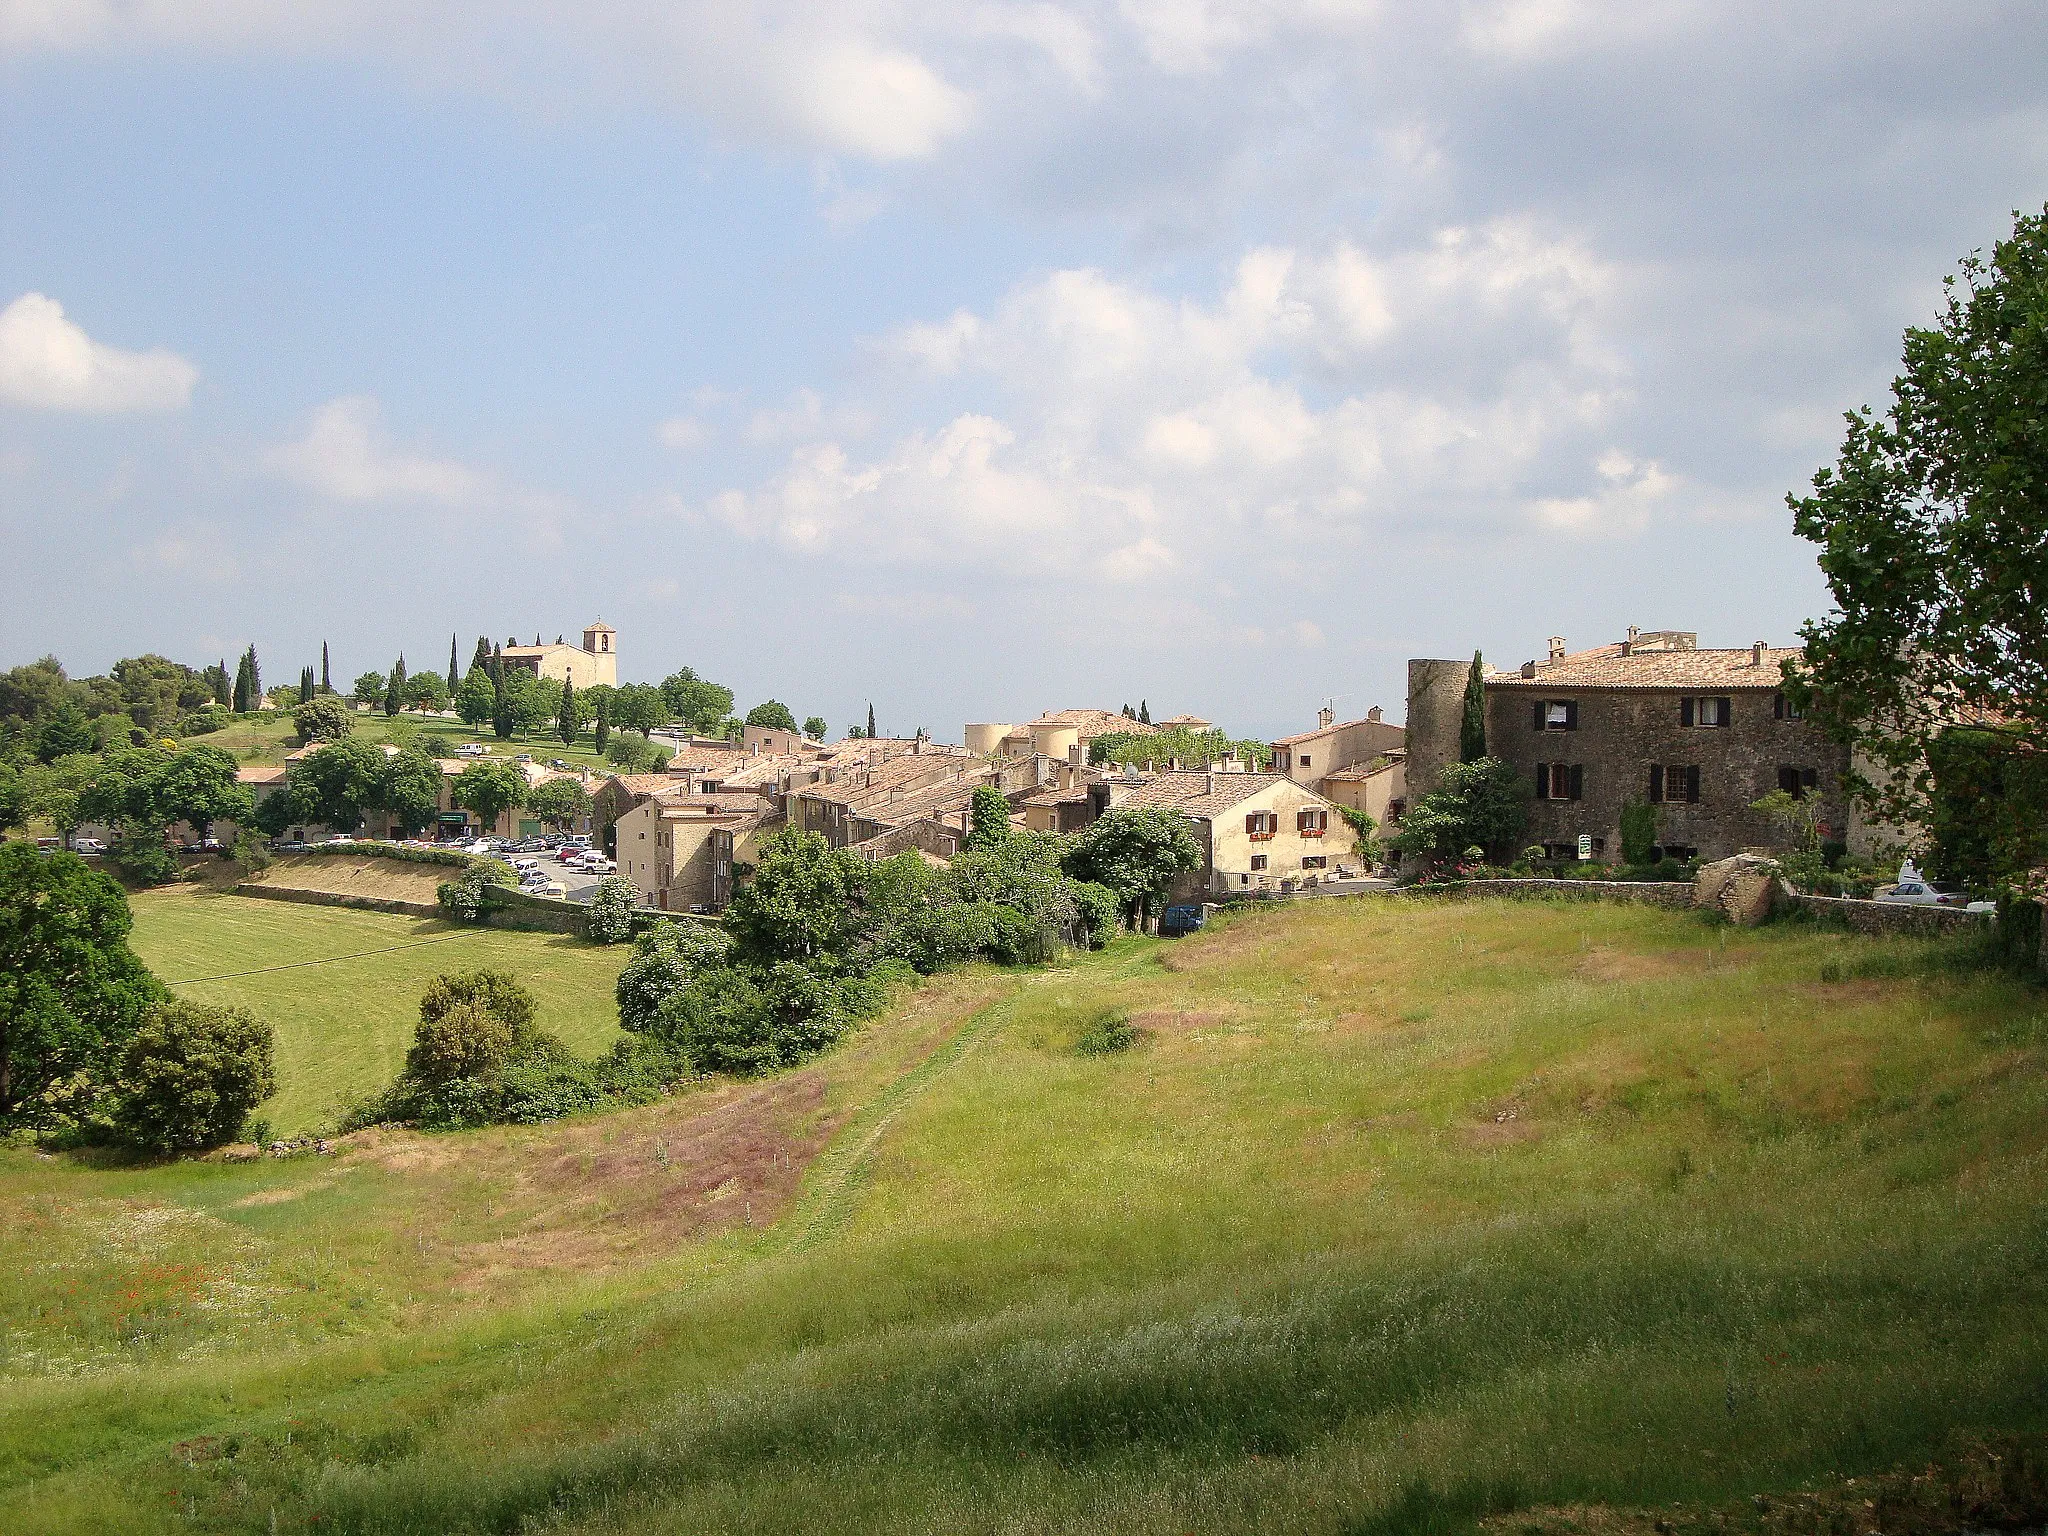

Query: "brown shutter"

xmin=1773 ymin=692 xmax=1785 ymax=720
xmin=1716 ymin=697 xmax=1732 ymax=726
xmin=1649 ymin=764 xmax=1664 ymax=803
xmin=1681 ymin=697 xmax=1694 ymax=727
xmin=1568 ymin=765 xmax=1583 ymax=801
xmin=1533 ymin=702 xmax=1545 ymax=732
xmin=1564 ymin=700 xmax=1578 ymax=731
xmin=1686 ymin=766 xmax=1700 ymax=803
xmin=1535 ymin=762 xmax=1550 ymax=799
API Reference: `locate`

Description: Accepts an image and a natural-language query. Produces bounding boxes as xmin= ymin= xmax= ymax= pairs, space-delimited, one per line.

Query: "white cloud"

xmin=266 ymin=395 xmax=487 ymax=503
xmin=657 ymin=415 xmax=710 ymax=451
xmin=0 ymin=292 xmax=196 ymax=412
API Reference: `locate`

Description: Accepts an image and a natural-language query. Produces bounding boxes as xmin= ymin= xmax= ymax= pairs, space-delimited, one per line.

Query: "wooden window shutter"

xmin=1533 ymin=702 xmax=1545 ymax=732
xmin=1568 ymin=765 xmax=1584 ymax=801
xmin=1681 ymin=697 xmax=1695 ymax=727
xmin=1801 ymin=767 xmax=1818 ymax=791
xmin=1564 ymin=700 xmax=1578 ymax=731
xmin=1649 ymin=764 xmax=1664 ymax=803
xmin=1685 ymin=766 xmax=1700 ymax=803
xmin=1719 ymin=696 xmax=1733 ymax=725
xmin=1535 ymin=762 xmax=1550 ymax=799
xmin=1773 ymin=692 xmax=1785 ymax=720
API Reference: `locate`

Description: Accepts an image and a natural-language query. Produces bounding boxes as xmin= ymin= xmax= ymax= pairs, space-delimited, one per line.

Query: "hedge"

xmin=288 ymin=842 xmax=474 ymax=868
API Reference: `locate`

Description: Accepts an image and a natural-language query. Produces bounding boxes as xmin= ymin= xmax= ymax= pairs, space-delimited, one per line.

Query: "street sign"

xmin=1577 ymin=834 xmax=1593 ymax=861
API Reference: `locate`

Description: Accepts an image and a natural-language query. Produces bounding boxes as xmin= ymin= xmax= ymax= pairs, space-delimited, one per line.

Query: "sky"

xmin=2 ymin=2 xmax=2044 ymax=743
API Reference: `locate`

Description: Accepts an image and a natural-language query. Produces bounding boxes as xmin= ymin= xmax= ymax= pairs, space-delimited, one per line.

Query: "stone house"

xmin=1406 ymin=630 xmax=1863 ymax=863
xmin=1317 ymin=748 xmax=1407 ymax=832
xmin=613 ymin=792 xmax=781 ymax=912
xmin=1268 ymin=706 xmax=1404 ymax=787
xmin=1113 ymin=771 xmax=1362 ymax=896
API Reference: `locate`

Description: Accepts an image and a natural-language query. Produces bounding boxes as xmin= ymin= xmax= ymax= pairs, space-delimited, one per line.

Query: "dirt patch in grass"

xmin=1574 ymin=946 xmax=1696 ymax=983
xmin=1129 ymin=1008 xmax=1238 ymax=1035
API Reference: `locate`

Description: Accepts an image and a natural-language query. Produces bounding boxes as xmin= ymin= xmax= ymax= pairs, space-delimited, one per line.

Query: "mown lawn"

xmin=3 ymin=896 xmax=2044 ymax=1535
xmin=127 ymin=889 xmax=630 ymax=1134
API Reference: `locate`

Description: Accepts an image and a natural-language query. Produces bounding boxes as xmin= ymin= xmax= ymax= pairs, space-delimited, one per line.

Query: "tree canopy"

xmin=745 ymin=700 xmax=799 ymax=733
xmin=660 ymin=669 xmax=735 ymax=735
xmin=0 ymin=843 xmax=167 ymax=1121
xmin=1788 ymin=203 xmax=2048 ymax=874
xmin=293 ymin=695 xmax=354 ymax=743
xmin=1064 ymin=805 xmax=1202 ymax=922
xmin=1390 ymin=757 xmax=1528 ymax=862
xmin=526 ymin=775 xmax=592 ymax=831
xmin=450 ymin=758 xmax=528 ymax=832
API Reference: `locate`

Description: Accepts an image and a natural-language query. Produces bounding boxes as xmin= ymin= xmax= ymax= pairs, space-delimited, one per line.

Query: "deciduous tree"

xmin=0 ymin=843 xmax=167 ymax=1120
xmin=1064 ymin=805 xmax=1201 ymax=925
xmin=1789 ymin=204 xmax=2048 ymax=875
xmin=112 ymin=1001 xmax=275 ymax=1152
xmin=450 ymin=758 xmax=528 ymax=834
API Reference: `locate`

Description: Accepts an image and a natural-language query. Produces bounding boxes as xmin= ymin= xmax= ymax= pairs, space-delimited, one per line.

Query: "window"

xmin=1534 ymin=763 xmax=1582 ymax=801
xmin=1296 ymin=808 xmax=1328 ymax=836
xmin=1649 ymin=764 xmax=1701 ymax=804
xmin=1777 ymin=765 xmax=1820 ymax=799
xmin=1773 ymin=692 xmax=1804 ymax=721
xmin=1302 ymin=855 xmax=1328 ymax=869
xmin=1245 ymin=810 xmax=1277 ymax=840
xmin=1682 ymin=696 xmax=1732 ymax=728
xmin=1299 ymin=755 xmax=1311 ymax=769
xmin=1250 ymin=854 xmax=1268 ymax=872
xmin=1533 ymin=700 xmax=1578 ymax=732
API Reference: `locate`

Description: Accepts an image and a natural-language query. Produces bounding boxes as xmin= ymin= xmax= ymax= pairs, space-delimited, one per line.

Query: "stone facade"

xmin=1407 ymin=634 xmax=1857 ymax=863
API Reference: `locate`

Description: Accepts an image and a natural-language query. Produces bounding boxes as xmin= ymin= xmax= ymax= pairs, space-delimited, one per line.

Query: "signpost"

xmin=1578 ymin=834 xmax=1593 ymax=862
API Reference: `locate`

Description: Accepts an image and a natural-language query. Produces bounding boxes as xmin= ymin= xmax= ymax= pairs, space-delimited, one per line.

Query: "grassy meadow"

xmin=195 ymin=709 xmax=626 ymax=774
xmin=127 ymin=890 xmax=630 ymax=1133
xmin=2 ymin=895 xmax=2045 ymax=1533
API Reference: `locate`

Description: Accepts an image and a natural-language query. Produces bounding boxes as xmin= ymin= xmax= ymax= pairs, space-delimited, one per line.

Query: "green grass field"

xmin=2 ymin=896 xmax=2045 ymax=1534
xmin=127 ymin=890 xmax=630 ymax=1133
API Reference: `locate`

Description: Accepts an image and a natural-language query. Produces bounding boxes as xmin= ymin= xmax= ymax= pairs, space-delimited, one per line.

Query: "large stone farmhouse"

xmin=1407 ymin=629 xmax=1867 ymax=863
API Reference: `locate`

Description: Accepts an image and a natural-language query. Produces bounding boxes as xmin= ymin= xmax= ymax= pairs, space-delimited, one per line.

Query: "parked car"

xmin=200 ymin=836 xmax=223 ymax=852
xmin=1874 ymin=879 xmax=1994 ymax=913
xmin=73 ymin=838 xmax=108 ymax=855
xmin=322 ymin=835 xmax=355 ymax=846
xmin=580 ymin=856 xmax=615 ymax=874
xmin=455 ymin=742 xmax=486 ymax=758
xmin=534 ymin=882 xmax=566 ymax=898
xmin=514 ymin=753 xmax=534 ymax=764
xmin=1160 ymin=903 xmax=1207 ymax=937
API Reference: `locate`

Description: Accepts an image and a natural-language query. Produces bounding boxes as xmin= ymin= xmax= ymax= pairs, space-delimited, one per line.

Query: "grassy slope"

xmin=2 ymin=898 xmax=2045 ymax=1534
xmin=127 ymin=890 xmax=630 ymax=1134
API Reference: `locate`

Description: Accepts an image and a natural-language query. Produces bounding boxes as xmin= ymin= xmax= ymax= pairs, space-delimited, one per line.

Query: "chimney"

xmin=1366 ymin=706 xmax=1382 ymax=723
xmin=1061 ymin=760 xmax=1075 ymax=791
xmin=1067 ymin=743 xmax=1081 ymax=767
xmin=1752 ymin=640 xmax=1768 ymax=666
xmin=1548 ymin=636 xmax=1566 ymax=660
xmin=1206 ymin=773 xmax=1214 ymax=795
xmin=1317 ymin=705 xmax=1334 ymax=730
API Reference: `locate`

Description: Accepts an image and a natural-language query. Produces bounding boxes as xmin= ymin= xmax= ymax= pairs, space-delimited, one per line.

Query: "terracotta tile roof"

xmin=1318 ymin=753 xmax=1404 ymax=783
xmin=1158 ymin=714 xmax=1213 ymax=728
xmin=1113 ymin=770 xmax=1296 ymax=818
xmin=658 ymin=794 xmax=777 ymax=822
xmin=1491 ymin=643 xmax=1805 ymax=690
xmin=607 ymin=773 xmax=681 ymax=796
xmin=798 ymin=755 xmax=974 ymax=808
xmin=1023 ymin=708 xmax=1157 ymax=738
xmin=237 ymin=763 xmax=289 ymax=785
xmin=1272 ymin=716 xmax=1390 ymax=747
xmin=1019 ymin=767 xmax=1106 ymax=807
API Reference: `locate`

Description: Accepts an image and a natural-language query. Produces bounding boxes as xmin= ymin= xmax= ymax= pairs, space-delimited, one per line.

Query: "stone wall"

xmin=1384 ymin=879 xmax=1696 ymax=908
xmin=1402 ymin=658 xmax=1471 ymax=802
xmin=1786 ymin=893 xmax=1992 ymax=938
xmin=234 ymin=884 xmax=444 ymax=920
xmin=1485 ymin=684 xmax=1851 ymax=863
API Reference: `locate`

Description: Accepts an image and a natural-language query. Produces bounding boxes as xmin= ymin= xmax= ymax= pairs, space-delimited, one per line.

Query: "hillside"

xmin=2 ymin=897 xmax=2044 ymax=1534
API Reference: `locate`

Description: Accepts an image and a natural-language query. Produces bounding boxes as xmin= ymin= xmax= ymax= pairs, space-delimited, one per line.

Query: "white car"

xmin=455 ymin=743 xmax=486 ymax=758
xmin=1873 ymin=879 xmax=1994 ymax=913
xmin=580 ymin=856 xmax=616 ymax=874
xmin=72 ymin=838 xmax=108 ymax=855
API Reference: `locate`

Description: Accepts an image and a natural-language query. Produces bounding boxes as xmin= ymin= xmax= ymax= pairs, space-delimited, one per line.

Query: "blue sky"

xmin=3 ymin=2 xmax=2045 ymax=741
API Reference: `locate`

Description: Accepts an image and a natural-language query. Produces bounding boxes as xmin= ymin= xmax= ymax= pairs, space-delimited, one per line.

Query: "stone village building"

xmin=1406 ymin=629 xmax=1868 ymax=864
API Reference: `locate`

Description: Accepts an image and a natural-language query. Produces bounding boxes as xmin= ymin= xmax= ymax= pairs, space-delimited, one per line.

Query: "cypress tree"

xmin=385 ymin=655 xmax=406 ymax=717
xmin=321 ymin=642 xmax=332 ymax=694
xmin=300 ymin=665 xmax=315 ymax=706
xmin=1139 ymin=699 xmax=1151 ymax=725
xmin=232 ymin=652 xmax=252 ymax=713
xmin=215 ymin=659 xmax=230 ymax=707
xmin=593 ymin=693 xmax=610 ymax=755
xmin=472 ymin=635 xmax=493 ymax=676
xmin=247 ymin=645 xmax=261 ymax=709
xmin=1458 ymin=650 xmax=1488 ymax=763
xmin=492 ymin=672 xmax=514 ymax=740
xmin=448 ymin=634 xmax=460 ymax=693
xmin=558 ymin=675 xmax=577 ymax=746
xmin=867 ymin=702 xmax=876 ymax=739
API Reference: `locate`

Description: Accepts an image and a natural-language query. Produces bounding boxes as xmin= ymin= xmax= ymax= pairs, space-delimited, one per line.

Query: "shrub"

xmin=1074 ymin=1006 xmax=1138 ymax=1056
xmin=652 ymin=961 xmax=860 ymax=1076
xmin=405 ymin=999 xmax=516 ymax=1086
xmin=616 ymin=921 xmax=732 ymax=1033
xmin=292 ymin=696 xmax=354 ymax=744
xmin=585 ymin=875 xmax=640 ymax=944
xmin=437 ymin=857 xmax=517 ymax=921
xmin=1619 ymin=798 xmax=1659 ymax=866
xmin=417 ymin=968 xmax=537 ymax=1038
xmin=1069 ymin=881 xmax=1120 ymax=948
xmin=111 ymin=832 xmax=180 ymax=887
xmin=112 ymin=1001 xmax=276 ymax=1153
